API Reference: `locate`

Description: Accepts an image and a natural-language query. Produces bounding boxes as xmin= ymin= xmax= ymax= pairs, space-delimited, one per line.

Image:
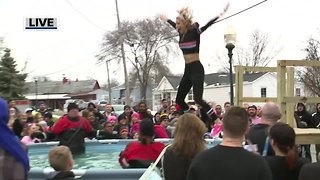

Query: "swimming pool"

xmin=28 ymin=140 xmax=129 ymax=169
xmin=28 ymin=138 xmax=221 ymax=180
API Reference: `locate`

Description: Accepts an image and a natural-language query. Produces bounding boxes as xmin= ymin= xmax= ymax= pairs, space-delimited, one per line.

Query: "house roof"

xmin=25 ymin=94 xmax=71 ymax=100
xmin=68 ymin=89 xmax=108 ymax=97
xmin=164 ymin=72 xmax=266 ymax=88
xmin=25 ymin=80 xmax=99 ymax=94
xmin=166 ymin=76 xmax=182 ymax=90
xmin=204 ymin=72 xmax=266 ymax=85
xmin=111 ymin=84 xmax=125 ymax=90
xmin=111 ymin=81 xmax=158 ymax=90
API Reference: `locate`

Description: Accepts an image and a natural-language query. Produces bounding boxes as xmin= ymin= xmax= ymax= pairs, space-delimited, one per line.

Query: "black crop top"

xmin=167 ymin=17 xmax=219 ymax=54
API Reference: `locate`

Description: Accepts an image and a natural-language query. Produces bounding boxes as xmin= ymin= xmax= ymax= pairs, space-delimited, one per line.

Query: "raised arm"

xmin=160 ymin=14 xmax=176 ymax=29
xmin=198 ymin=16 xmax=219 ymax=33
xmin=198 ymin=2 xmax=230 ymax=34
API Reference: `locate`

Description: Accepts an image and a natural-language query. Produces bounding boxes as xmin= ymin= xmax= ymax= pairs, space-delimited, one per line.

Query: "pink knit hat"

xmin=131 ymin=112 xmax=140 ymax=119
xmin=130 ymin=123 xmax=140 ymax=135
xmin=108 ymin=115 xmax=117 ymax=123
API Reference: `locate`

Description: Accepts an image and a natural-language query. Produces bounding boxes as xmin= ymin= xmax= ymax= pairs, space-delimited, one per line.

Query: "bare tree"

xmin=31 ymin=76 xmax=50 ymax=82
xmin=101 ymin=79 xmax=120 ymax=90
xmin=218 ymin=29 xmax=282 ymax=72
xmin=298 ymin=37 xmax=320 ymax=96
xmin=150 ymin=60 xmax=173 ymax=84
xmin=97 ymin=17 xmax=177 ymax=102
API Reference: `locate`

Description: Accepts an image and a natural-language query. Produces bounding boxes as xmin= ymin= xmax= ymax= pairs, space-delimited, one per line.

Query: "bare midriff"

xmin=184 ymin=53 xmax=200 ymax=64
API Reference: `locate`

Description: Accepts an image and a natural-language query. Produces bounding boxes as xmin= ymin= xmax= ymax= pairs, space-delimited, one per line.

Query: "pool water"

xmin=28 ymin=141 xmax=128 ymax=170
xmin=29 ymin=151 xmax=122 ymax=169
xmin=28 ymin=139 xmax=220 ymax=170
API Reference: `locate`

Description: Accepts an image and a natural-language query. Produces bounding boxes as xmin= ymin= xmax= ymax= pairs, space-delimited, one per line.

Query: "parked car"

xmin=112 ymin=104 xmax=125 ymax=115
xmin=63 ymin=99 xmax=88 ymax=112
xmin=98 ymin=104 xmax=125 ymax=115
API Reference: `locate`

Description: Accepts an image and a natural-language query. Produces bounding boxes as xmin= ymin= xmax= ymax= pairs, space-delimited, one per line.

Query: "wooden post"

xmin=286 ymin=67 xmax=296 ymax=128
xmin=235 ymin=66 xmax=240 ymax=106
xmin=277 ymin=60 xmax=287 ymax=123
xmin=233 ymin=60 xmax=320 ymax=145
xmin=237 ymin=66 xmax=244 ymax=106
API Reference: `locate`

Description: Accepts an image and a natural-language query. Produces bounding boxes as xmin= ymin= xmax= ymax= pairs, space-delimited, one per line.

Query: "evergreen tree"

xmin=0 ymin=48 xmax=27 ymax=100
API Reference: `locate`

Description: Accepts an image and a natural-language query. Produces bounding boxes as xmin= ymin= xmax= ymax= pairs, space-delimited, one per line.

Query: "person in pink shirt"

xmin=131 ymin=112 xmax=141 ymax=124
xmin=130 ymin=112 xmax=141 ymax=138
xmin=248 ymin=105 xmax=261 ymax=125
xmin=108 ymin=115 xmax=117 ymax=126
xmin=21 ymin=123 xmax=44 ymax=144
xmin=210 ymin=118 xmax=223 ymax=138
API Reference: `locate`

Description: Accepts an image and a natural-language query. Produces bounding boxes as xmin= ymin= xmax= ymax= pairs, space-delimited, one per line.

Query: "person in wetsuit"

xmin=160 ymin=4 xmax=229 ymax=128
xmin=51 ymin=103 xmax=92 ymax=155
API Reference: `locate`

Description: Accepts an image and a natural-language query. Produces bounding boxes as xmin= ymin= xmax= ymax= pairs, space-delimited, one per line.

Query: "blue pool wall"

xmin=28 ymin=138 xmax=222 ymax=180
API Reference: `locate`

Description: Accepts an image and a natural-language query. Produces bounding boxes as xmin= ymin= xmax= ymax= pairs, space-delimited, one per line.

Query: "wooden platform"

xmin=295 ymin=128 xmax=320 ymax=144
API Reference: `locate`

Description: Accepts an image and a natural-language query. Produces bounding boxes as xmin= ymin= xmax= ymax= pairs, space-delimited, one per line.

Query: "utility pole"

xmin=115 ymin=0 xmax=130 ymax=105
xmin=35 ymin=78 xmax=38 ymax=107
xmin=106 ymin=60 xmax=112 ymax=104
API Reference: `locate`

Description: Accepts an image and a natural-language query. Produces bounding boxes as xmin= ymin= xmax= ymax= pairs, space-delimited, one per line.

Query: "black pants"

xmin=316 ymin=144 xmax=320 ymax=162
xmin=299 ymin=144 xmax=312 ymax=162
xmin=176 ymin=61 xmax=211 ymax=114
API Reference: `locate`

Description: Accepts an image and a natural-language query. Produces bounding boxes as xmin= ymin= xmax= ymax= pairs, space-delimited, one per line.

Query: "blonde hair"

xmin=171 ymin=113 xmax=207 ymax=160
xmin=33 ymin=112 xmax=42 ymax=123
xmin=22 ymin=123 xmax=43 ymax=136
xmin=49 ymin=146 xmax=73 ymax=171
xmin=176 ymin=7 xmax=193 ymax=28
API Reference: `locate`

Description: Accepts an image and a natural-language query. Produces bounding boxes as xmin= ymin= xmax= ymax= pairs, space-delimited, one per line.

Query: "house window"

xmin=162 ymin=93 xmax=171 ymax=101
xmin=261 ymin=88 xmax=267 ymax=97
xmin=120 ymin=89 xmax=125 ymax=99
xmin=154 ymin=94 xmax=161 ymax=104
xmin=296 ymin=88 xmax=301 ymax=97
xmin=154 ymin=94 xmax=162 ymax=107
xmin=154 ymin=94 xmax=161 ymax=101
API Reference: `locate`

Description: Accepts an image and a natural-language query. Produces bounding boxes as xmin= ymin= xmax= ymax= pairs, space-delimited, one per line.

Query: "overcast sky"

xmin=0 ymin=0 xmax=319 ymax=85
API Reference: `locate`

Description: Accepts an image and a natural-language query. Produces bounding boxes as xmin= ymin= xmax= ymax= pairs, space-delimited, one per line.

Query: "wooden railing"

xmin=235 ymin=60 xmax=320 ymax=144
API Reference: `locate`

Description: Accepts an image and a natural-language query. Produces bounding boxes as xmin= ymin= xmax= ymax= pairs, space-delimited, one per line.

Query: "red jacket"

xmin=51 ymin=115 xmax=92 ymax=135
xmin=119 ymin=141 xmax=164 ymax=168
xmin=154 ymin=125 xmax=169 ymax=138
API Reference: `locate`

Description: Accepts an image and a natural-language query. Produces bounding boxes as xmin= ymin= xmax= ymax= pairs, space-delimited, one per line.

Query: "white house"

xmin=153 ymin=72 xmax=306 ymax=110
xmin=24 ymin=79 xmax=106 ymax=109
xmin=153 ymin=76 xmax=181 ymax=111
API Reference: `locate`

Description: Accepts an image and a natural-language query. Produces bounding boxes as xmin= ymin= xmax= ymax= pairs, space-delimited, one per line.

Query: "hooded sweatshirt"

xmin=312 ymin=103 xmax=320 ymax=128
xmin=295 ymin=103 xmax=313 ymax=128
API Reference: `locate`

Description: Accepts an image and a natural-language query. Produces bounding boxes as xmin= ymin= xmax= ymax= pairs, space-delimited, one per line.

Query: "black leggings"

xmin=176 ymin=61 xmax=211 ymax=113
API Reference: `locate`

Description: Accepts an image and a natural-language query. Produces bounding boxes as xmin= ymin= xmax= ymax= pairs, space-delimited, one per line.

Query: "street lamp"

xmin=224 ymin=25 xmax=236 ymax=105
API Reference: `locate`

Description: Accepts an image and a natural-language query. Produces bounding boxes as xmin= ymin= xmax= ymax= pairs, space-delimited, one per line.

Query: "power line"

xmin=39 ymin=65 xmax=79 ymax=76
xmin=64 ymin=0 xmax=106 ymax=32
xmin=30 ymin=54 xmax=99 ymax=77
xmin=121 ymin=0 xmax=269 ymax=45
xmin=213 ymin=0 xmax=268 ymax=24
